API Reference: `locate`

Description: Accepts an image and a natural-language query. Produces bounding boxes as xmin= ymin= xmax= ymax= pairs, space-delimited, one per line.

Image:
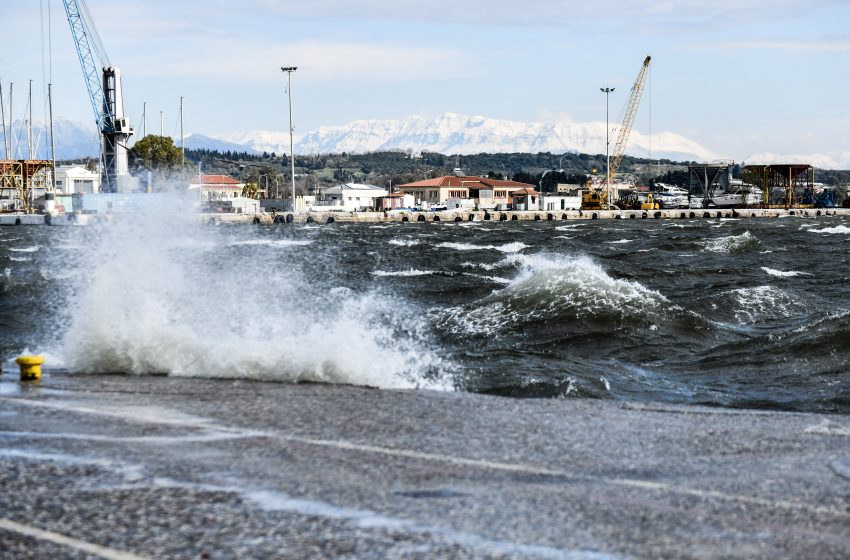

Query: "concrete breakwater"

xmin=208 ymin=206 xmax=850 ymax=225
xmin=2 ymin=207 xmax=848 ymax=226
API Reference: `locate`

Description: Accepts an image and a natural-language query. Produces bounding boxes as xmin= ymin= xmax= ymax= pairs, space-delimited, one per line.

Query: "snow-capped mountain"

xmin=184 ymin=133 xmax=260 ymax=155
xmin=19 ymin=113 xmax=850 ymax=169
xmin=208 ymin=130 xmax=292 ymax=156
xmin=5 ymin=117 xmax=100 ymax=160
xmin=214 ymin=112 xmax=718 ymax=162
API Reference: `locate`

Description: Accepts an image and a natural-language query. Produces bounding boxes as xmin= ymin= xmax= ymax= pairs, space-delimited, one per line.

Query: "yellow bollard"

xmin=16 ymin=355 xmax=45 ymax=382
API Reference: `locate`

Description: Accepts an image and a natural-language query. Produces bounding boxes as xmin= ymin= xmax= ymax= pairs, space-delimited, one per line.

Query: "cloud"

xmin=82 ymin=0 xmax=847 ymax=31
xmin=134 ymin=38 xmax=466 ymax=83
xmin=188 ymin=0 xmax=846 ymax=28
xmin=701 ymin=38 xmax=850 ymax=52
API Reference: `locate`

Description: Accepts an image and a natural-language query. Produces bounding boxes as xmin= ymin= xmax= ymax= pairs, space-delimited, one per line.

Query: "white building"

xmin=55 ymin=165 xmax=101 ymax=194
xmin=542 ymin=193 xmax=582 ymax=211
xmin=316 ymin=183 xmax=387 ymax=211
xmin=187 ymin=174 xmax=245 ymax=200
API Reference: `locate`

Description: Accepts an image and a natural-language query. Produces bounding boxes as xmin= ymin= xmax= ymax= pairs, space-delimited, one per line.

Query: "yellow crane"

xmin=582 ymin=55 xmax=652 ymax=210
xmin=610 ymin=55 xmax=651 ymax=185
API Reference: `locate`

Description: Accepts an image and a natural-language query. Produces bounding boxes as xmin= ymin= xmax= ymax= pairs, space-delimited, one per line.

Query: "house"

xmin=397 ymin=175 xmax=533 ymax=209
xmin=55 ymin=165 xmax=101 ymax=194
xmin=188 ymin=174 xmax=244 ymax=200
xmin=511 ymin=188 xmax=541 ymax=210
xmin=315 ymin=183 xmax=388 ymax=211
xmin=375 ymin=192 xmax=415 ymax=210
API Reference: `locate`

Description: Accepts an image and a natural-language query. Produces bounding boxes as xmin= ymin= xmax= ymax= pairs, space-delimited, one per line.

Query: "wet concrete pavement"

xmin=1 ymin=372 xmax=849 ymax=559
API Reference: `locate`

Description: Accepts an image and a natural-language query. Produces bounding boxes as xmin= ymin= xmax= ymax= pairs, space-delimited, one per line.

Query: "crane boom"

xmin=62 ymin=0 xmax=134 ymax=193
xmin=62 ymin=0 xmax=111 ymax=133
xmin=609 ymin=55 xmax=651 ymax=183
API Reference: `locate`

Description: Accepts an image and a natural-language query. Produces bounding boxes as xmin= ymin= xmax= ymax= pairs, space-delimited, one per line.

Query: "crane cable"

xmin=78 ymin=0 xmax=110 ymax=68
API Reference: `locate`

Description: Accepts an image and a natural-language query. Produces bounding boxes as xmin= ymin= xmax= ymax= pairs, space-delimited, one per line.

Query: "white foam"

xmin=809 ymin=225 xmax=850 ymax=234
xmin=462 ymin=272 xmax=512 ymax=285
xmin=372 ymin=269 xmax=436 ymax=277
xmin=606 ymin=239 xmax=632 ymax=244
xmin=9 ymin=245 xmax=39 ymax=253
xmin=761 ymin=267 xmax=811 ymax=278
xmin=726 ymin=285 xmax=802 ymax=324
xmin=440 ymin=253 xmax=668 ymax=336
xmin=437 ymin=241 xmax=527 ymax=253
xmin=703 ymin=231 xmax=760 ymax=253
xmin=388 ymin=238 xmax=421 ymax=247
xmin=57 ymin=197 xmax=452 ymax=391
xmin=230 ymin=239 xmax=313 ymax=248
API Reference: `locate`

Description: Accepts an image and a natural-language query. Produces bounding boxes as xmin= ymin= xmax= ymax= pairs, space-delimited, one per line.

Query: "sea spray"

xmin=58 ymin=194 xmax=451 ymax=389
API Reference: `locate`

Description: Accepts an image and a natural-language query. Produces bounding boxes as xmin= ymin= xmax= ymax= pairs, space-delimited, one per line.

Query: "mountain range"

xmin=212 ymin=113 xmax=716 ymax=163
xmin=12 ymin=113 xmax=849 ymax=169
xmin=4 ymin=118 xmax=100 ymax=161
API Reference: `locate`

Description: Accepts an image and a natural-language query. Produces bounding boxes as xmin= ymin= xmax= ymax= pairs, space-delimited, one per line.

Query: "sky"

xmin=1 ymin=0 xmax=849 ymax=161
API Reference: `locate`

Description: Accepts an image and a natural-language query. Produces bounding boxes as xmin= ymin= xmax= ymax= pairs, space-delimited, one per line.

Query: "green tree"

xmin=129 ymin=135 xmax=183 ymax=173
xmin=242 ymin=181 xmax=260 ymax=199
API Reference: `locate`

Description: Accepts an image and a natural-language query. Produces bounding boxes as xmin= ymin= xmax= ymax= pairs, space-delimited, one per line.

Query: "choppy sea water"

xmin=2 ymin=210 xmax=850 ymax=413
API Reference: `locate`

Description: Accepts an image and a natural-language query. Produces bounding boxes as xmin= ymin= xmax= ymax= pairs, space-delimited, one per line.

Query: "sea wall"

xmin=202 ymin=207 xmax=850 ymax=225
xmin=2 ymin=207 xmax=848 ymax=226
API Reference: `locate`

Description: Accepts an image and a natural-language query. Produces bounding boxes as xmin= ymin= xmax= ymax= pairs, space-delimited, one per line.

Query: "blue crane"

xmin=62 ymin=0 xmax=134 ymax=193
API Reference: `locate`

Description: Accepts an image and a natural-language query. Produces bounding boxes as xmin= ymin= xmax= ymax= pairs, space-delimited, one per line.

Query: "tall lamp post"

xmin=600 ymin=87 xmax=615 ymax=208
xmin=281 ymin=67 xmax=298 ymax=212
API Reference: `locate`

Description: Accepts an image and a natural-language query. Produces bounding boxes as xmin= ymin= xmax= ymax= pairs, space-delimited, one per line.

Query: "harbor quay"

xmin=1 ymin=373 xmax=849 ymax=559
xmin=1 ymin=207 xmax=848 ymax=227
xmin=207 ymin=206 xmax=850 ymax=225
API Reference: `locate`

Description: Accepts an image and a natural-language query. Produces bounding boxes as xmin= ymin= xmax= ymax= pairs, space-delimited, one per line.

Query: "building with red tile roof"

xmin=188 ymin=174 xmax=245 ymax=200
xmin=397 ymin=175 xmax=534 ymax=208
xmin=511 ymin=187 xmax=541 ymax=210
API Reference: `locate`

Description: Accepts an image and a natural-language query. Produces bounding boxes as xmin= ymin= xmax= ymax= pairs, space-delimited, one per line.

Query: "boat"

xmin=653 ymin=183 xmax=689 ymax=208
xmin=708 ymin=187 xmax=763 ymax=208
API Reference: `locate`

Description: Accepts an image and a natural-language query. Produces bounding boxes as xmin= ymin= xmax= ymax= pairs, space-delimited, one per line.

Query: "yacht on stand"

xmin=689 ymin=183 xmax=763 ymax=209
xmin=653 ymin=183 xmax=689 ymax=209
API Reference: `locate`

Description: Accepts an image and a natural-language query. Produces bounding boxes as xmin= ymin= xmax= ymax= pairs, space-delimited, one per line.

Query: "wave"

xmin=372 ymin=269 xmax=437 ymax=277
xmin=461 ymin=272 xmax=512 ymax=285
xmin=606 ymin=239 xmax=633 ymax=244
xmin=761 ymin=267 xmax=811 ymax=278
xmin=555 ymin=224 xmax=584 ymax=231
xmin=703 ymin=231 xmax=761 ymax=254
xmin=437 ymin=241 xmax=527 ymax=253
xmin=716 ymin=285 xmax=806 ymax=325
xmin=437 ymin=253 xmax=669 ymax=337
xmin=809 ymin=225 xmax=850 ymax=234
xmin=388 ymin=239 xmax=421 ymax=247
xmin=229 ymin=239 xmax=313 ymax=248
xmin=9 ymin=246 xmax=40 ymax=253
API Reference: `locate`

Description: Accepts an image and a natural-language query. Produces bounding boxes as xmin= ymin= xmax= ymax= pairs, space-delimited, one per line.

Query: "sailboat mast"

xmin=179 ymin=96 xmax=184 ymax=164
xmin=0 ymin=80 xmax=7 ymax=159
xmin=28 ymin=79 xmax=33 ymax=160
xmin=9 ymin=83 xmax=13 ymax=159
xmin=48 ymin=83 xmax=57 ymax=191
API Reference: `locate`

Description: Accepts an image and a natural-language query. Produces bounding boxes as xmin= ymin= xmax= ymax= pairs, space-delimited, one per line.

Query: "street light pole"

xmin=281 ymin=67 xmax=298 ymax=212
xmin=600 ymin=87 xmax=615 ymax=208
